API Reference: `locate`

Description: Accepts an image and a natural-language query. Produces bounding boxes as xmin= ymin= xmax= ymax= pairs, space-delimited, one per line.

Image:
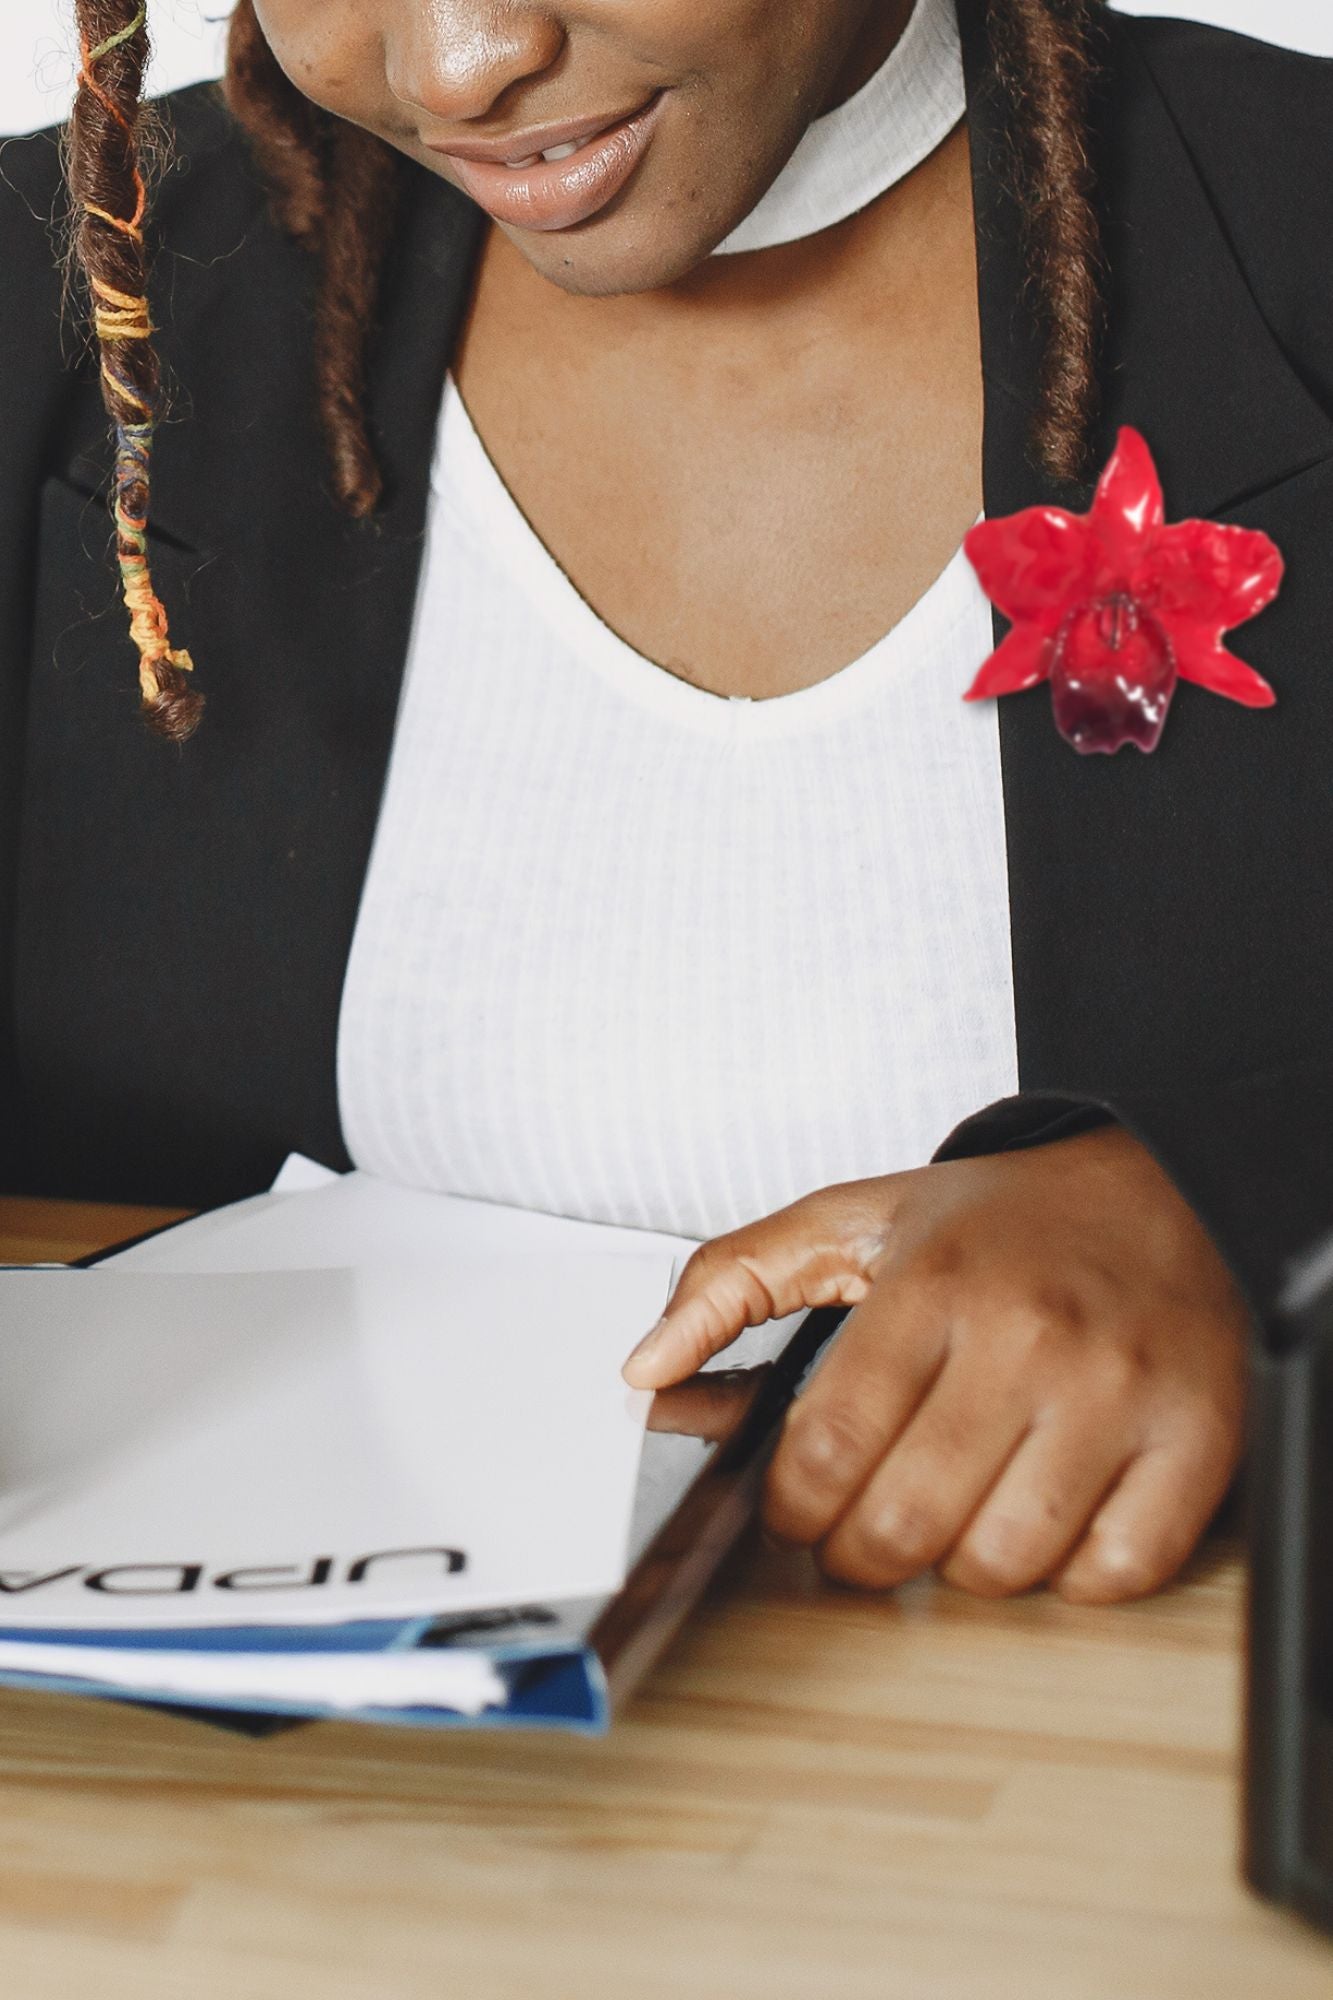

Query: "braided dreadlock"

xmin=989 ymin=0 xmax=1109 ymax=483
xmin=221 ymin=0 xmax=404 ymax=516
xmin=65 ymin=0 xmax=204 ymax=742
xmin=66 ymin=0 xmax=1111 ymax=732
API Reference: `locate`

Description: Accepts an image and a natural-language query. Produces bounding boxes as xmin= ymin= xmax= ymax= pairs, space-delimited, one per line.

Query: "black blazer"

xmin=2 ymin=1 xmax=1332 ymax=1317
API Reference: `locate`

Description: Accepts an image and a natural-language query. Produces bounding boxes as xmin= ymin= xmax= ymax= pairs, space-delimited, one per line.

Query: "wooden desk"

xmin=0 ymin=1196 xmax=1329 ymax=2000
xmin=0 ymin=1195 xmax=192 ymax=1266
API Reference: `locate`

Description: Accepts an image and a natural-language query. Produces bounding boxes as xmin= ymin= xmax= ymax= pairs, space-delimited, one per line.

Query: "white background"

xmin=1 ymin=0 xmax=1330 ymax=137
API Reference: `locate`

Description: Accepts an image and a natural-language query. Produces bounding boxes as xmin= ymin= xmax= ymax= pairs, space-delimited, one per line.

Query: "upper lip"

xmin=422 ymin=99 xmax=656 ymax=166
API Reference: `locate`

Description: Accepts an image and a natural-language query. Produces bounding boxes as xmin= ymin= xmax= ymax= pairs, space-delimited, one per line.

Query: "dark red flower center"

xmin=1050 ymin=591 xmax=1177 ymax=755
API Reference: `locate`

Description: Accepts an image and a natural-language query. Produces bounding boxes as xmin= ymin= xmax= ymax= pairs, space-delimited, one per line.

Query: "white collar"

xmin=713 ymin=0 xmax=965 ymax=256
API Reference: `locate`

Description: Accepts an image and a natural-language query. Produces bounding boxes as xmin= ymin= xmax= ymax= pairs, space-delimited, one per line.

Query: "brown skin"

xmin=255 ymin=0 xmax=981 ymax=694
xmin=254 ymin=0 xmax=1251 ymax=1598
xmin=454 ymin=127 xmax=981 ymax=696
xmin=254 ymin=0 xmax=918 ymax=295
xmin=627 ymin=1129 xmax=1250 ymax=1603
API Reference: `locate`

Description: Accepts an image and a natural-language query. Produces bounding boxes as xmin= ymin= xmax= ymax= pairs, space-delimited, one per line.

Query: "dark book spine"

xmin=1243 ymin=1336 xmax=1313 ymax=1902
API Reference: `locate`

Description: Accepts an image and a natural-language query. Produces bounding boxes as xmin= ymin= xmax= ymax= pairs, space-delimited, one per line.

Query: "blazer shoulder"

xmin=2 ymin=77 xmax=252 ymax=228
xmin=1120 ymin=9 xmax=1333 ymax=172
xmin=0 ymin=117 xmax=72 ymax=339
xmin=1113 ymin=12 xmax=1333 ymax=405
xmin=0 ymin=80 xmax=273 ymax=341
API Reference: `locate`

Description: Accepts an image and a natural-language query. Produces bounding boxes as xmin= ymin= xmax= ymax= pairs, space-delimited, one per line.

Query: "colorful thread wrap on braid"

xmin=74 ymin=0 xmax=202 ymax=739
xmin=112 ymin=418 xmax=196 ymax=694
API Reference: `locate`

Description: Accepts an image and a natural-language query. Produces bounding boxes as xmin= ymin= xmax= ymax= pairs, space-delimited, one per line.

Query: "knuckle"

xmin=1083 ymin=1339 xmax=1153 ymax=1409
xmin=1019 ymin=1306 xmax=1084 ymax=1371
xmin=898 ymin=1234 xmax=967 ymax=1301
xmin=1121 ymin=1342 xmax=1159 ymax=1395
xmin=816 ymin=1542 xmax=884 ymax=1591
xmin=759 ymin=1487 xmax=821 ymax=1547
xmin=666 ymin=1244 xmax=725 ymax=1318
xmin=1063 ymin=1535 xmax=1164 ymax=1603
xmin=1029 ymin=1285 xmax=1089 ymax=1341
xmin=855 ymin=1496 xmax=949 ymax=1571
xmin=983 ymin=1301 xmax=1061 ymax=1376
xmin=950 ymin=1515 xmax=1046 ymax=1596
xmin=784 ymin=1405 xmax=878 ymax=1487
xmin=946 ymin=1552 xmax=1030 ymax=1598
xmin=681 ymin=1238 xmax=778 ymax=1332
xmin=684 ymin=1234 xmax=742 ymax=1286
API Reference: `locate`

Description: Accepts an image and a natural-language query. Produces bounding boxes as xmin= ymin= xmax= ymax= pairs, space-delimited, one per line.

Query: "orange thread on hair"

xmin=112 ymin=418 xmax=197 ymax=709
xmin=73 ymin=0 xmax=202 ymax=738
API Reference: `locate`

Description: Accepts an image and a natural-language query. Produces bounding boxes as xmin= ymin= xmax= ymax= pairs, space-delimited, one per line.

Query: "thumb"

xmin=621 ymin=1185 xmax=891 ymax=1390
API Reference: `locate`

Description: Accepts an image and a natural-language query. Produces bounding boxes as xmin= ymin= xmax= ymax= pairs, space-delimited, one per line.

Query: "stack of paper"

xmin=0 ymin=1164 xmax=714 ymax=1730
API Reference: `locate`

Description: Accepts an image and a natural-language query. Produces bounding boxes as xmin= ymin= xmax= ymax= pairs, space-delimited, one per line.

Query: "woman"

xmin=3 ymin=0 xmax=1331 ymax=1603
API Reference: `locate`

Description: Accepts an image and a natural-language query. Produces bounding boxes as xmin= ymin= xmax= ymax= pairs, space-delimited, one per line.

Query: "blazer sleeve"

xmin=935 ymin=24 xmax=1333 ymax=1324
xmin=0 ymin=122 xmax=78 ymax=1191
xmin=933 ymin=1074 xmax=1333 ymax=1324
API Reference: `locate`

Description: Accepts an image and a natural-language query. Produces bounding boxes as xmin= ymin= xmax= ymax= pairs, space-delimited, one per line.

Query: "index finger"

xmin=621 ymin=1188 xmax=889 ymax=1389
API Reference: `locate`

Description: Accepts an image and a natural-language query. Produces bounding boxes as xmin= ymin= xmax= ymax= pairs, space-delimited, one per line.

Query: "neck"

xmin=664 ymin=115 xmax=970 ymax=321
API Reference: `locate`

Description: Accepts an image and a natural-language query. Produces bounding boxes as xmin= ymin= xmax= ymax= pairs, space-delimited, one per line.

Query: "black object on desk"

xmin=1245 ymin=1233 xmax=1333 ymax=1934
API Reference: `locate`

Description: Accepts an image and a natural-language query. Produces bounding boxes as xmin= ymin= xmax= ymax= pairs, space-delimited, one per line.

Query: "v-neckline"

xmin=435 ymin=373 xmax=987 ymax=741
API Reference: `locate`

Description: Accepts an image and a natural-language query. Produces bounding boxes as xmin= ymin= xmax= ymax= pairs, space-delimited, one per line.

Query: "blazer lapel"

xmin=955 ymin=0 xmax=1333 ymax=1102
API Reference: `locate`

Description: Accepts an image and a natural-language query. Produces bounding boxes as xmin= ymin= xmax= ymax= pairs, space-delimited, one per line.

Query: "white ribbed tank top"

xmin=336 ymin=0 xmax=1020 ymax=1239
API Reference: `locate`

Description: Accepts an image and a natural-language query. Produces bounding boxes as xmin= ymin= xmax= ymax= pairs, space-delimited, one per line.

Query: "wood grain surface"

xmin=0 ymin=1195 xmax=1329 ymax=2000
xmin=0 ymin=1196 xmax=193 ymax=1267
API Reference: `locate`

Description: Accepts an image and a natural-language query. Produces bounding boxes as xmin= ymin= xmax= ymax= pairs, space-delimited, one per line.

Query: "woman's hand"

xmin=623 ymin=1126 xmax=1249 ymax=1602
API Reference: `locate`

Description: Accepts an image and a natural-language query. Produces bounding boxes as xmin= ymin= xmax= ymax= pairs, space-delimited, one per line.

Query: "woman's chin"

xmin=496 ymin=207 xmax=738 ymax=298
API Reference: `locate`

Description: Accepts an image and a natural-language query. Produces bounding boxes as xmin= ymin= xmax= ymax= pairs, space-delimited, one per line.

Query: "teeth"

xmin=499 ymin=139 xmax=583 ymax=170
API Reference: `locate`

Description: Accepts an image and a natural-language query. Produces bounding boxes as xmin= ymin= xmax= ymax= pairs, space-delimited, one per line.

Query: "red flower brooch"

xmin=963 ymin=427 xmax=1284 ymax=753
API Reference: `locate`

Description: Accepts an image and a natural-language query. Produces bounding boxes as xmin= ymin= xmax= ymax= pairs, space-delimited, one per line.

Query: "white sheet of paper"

xmin=0 ymin=1252 xmax=672 ymax=1630
xmin=0 ymin=1641 xmax=507 ymax=1715
xmin=111 ymin=1169 xmax=703 ymax=1277
xmin=108 ymin=1169 xmax=807 ymax=1376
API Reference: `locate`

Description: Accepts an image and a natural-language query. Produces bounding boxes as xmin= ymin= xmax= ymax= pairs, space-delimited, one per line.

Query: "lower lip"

xmin=437 ymin=97 xmax=665 ymax=233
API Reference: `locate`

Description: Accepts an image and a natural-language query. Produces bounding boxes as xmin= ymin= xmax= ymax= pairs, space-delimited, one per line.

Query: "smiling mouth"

xmin=425 ymin=94 xmax=667 ymax=234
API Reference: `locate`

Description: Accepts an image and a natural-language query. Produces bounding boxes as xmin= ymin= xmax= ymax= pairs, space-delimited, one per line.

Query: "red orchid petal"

xmin=960 ymin=419 xmax=1283 ymax=754
xmin=1090 ymin=427 xmax=1165 ymax=568
xmin=964 ymin=509 xmax=1092 ymax=625
xmin=963 ymin=620 xmax=1054 ymax=700
xmin=1050 ymin=602 xmax=1177 ymax=753
xmin=1171 ymin=629 xmax=1276 ymax=707
xmin=1147 ymin=520 xmax=1284 ymax=631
